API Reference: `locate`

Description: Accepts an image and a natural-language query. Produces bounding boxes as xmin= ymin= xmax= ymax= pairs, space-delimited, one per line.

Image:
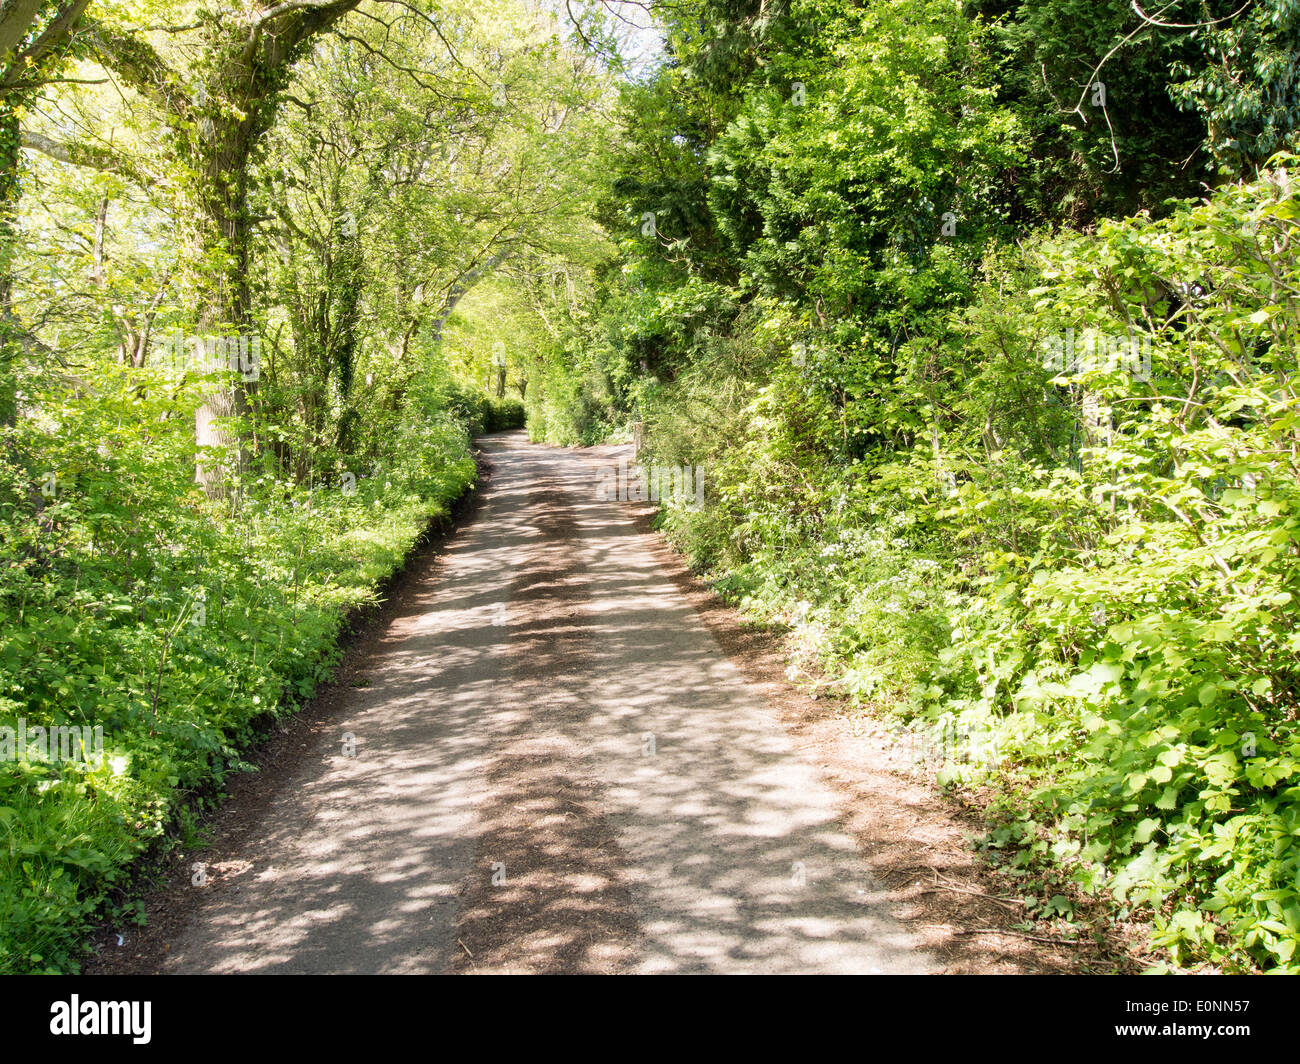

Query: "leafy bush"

xmin=0 ymin=365 xmax=477 ymax=973
xmin=904 ymin=161 xmax=1300 ymax=972
xmin=658 ymin=160 xmax=1300 ymax=972
xmin=485 ymin=397 xmax=526 ymax=432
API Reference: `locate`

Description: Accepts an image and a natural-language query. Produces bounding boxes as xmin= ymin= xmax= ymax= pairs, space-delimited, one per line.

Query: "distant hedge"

xmin=485 ymin=397 xmax=526 ymax=432
xmin=442 ymin=386 xmax=526 ymax=436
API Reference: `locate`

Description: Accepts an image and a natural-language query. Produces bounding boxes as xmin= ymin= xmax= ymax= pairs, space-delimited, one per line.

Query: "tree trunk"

xmin=0 ymin=106 xmax=21 ymax=427
xmin=80 ymin=3 xmax=368 ymax=494
xmin=191 ymin=137 xmax=254 ymax=501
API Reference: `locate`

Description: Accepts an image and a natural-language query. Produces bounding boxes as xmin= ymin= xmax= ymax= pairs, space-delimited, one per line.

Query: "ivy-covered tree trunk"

xmin=331 ymin=226 xmax=364 ymax=456
xmin=86 ymin=2 xmax=363 ymax=498
xmin=188 ymin=93 xmax=259 ymax=500
xmin=0 ymin=105 xmax=21 ymax=428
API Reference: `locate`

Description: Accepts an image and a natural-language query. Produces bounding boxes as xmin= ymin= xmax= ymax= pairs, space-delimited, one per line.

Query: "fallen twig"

xmin=933 ymin=925 xmax=1086 ymax=947
xmin=917 ymin=886 xmax=1024 ymax=911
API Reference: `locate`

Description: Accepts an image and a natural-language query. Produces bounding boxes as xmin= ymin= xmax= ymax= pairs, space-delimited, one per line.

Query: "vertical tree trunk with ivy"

xmin=331 ymin=224 xmax=364 ymax=456
xmin=188 ymin=61 xmax=259 ymax=500
xmin=86 ymin=3 xmax=362 ymax=498
xmin=0 ymin=105 xmax=21 ymax=427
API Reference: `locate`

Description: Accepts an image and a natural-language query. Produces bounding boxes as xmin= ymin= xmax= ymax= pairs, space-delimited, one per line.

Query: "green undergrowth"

xmin=651 ymin=164 xmax=1300 ymax=974
xmin=0 ymin=366 xmax=478 ymax=973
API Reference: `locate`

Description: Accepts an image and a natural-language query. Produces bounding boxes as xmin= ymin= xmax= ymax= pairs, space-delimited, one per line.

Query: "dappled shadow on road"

xmin=149 ymin=433 xmax=930 ymax=973
xmin=159 ymin=434 xmax=543 ymax=973
xmin=452 ymin=456 xmax=640 ymax=973
xmin=489 ymin=441 xmax=931 ymax=973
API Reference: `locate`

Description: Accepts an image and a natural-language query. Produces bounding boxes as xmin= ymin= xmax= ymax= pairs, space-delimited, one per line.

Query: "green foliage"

xmin=661 ymin=162 xmax=1300 ymax=972
xmin=0 ymin=364 xmax=477 ymax=973
xmin=0 ymin=0 xmax=608 ymax=973
xmin=905 ymin=163 xmax=1300 ymax=972
xmin=709 ymin=0 xmax=1026 ymax=307
xmin=1166 ymin=0 xmax=1300 ymax=171
xmin=441 ymin=384 xmax=526 ymax=435
xmin=973 ymin=0 xmax=1211 ymax=222
xmin=559 ymin=0 xmax=1300 ymax=972
xmin=486 ymin=397 xmax=526 ymax=433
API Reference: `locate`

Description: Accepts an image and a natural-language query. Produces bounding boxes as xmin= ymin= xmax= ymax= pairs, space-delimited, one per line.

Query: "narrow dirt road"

xmin=102 ymin=433 xmax=935 ymax=974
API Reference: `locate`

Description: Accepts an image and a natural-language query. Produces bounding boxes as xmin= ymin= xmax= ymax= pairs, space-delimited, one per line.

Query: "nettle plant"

xmin=913 ymin=158 xmax=1300 ymax=971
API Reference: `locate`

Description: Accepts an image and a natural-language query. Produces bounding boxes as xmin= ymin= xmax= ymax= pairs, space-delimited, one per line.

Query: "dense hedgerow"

xmin=442 ymin=385 xmax=528 ymax=436
xmin=529 ymin=0 xmax=1300 ymax=972
xmin=0 ymin=365 xmax=477 ymax=973
xmin=651 ymin=164 xmax=1300 ymax=972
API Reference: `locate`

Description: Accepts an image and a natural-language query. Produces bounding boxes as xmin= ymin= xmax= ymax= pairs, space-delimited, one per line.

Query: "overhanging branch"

xmin=21 ymin=129 xmax=132 ymax=177
xmin=81 ymin=18 xmax=183 ymax=114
